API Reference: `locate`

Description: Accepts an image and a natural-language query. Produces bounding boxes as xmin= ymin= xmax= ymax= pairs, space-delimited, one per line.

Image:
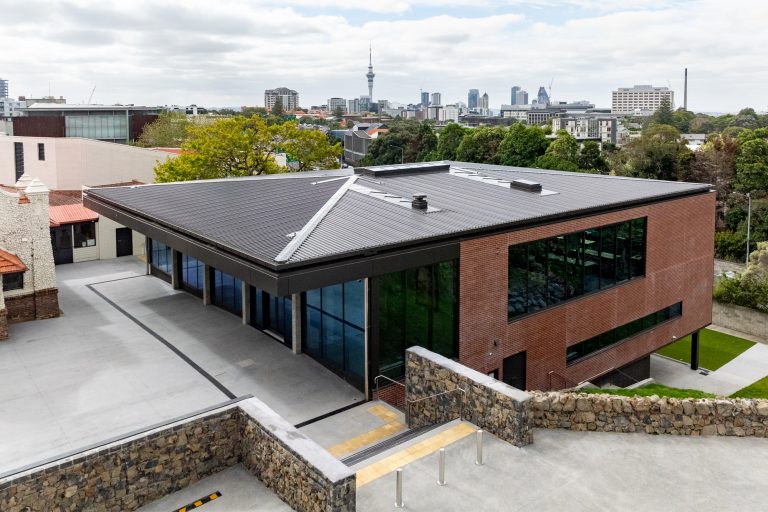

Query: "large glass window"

xmin=377 ymin=260 xmax=458 ymax=379
xmin=149 ymin=239 xmax=172 ymax=274
xmin=566 ymin=302 xmax=682 ymax=364
xmin=304 ymin=280 xmax=365 ymax=388
xmin=249 ymin=287 xmax=293 ymax=345
xmin=211 ymin=268 xmax=242 ymax=317
xmin=65 ymin=115 xmax=128 ymax=141
xmin=73 ymin=222 xmax=97 ymax=248
xmin=180 ymin=254 xmax=204 ymax=295
xmin=508 ymin=217 xmax=647 ymax=320
xmin=2 ymin=272 xmax=24 ymax=291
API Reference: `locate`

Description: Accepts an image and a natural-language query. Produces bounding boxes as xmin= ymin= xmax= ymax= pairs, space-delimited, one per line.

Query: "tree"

xmin=362 ymin=120 xmax=437 ymax=165
xmin=649 ymin=97 xmax=674 ymax=127
xmin=685 ymin=134 xmax=737 ymax=201
xmin=455 ymin=126 xmax=506 ymax=164
xmin=280 ymin=122 xmax=342 ymax=171
xmin=578 ymin=140 xmax=608 ymax=173
xmin=671 ymin=108 xmax=695 ymax=133
xmin=434 ymin=123 xmax=467 ymax=161
xmin=272 ymin=98 xmax=284 ymax=117
xmin=154 ymin=115 xmax=336 ymax=182
xmin=136 ymin=111 xmax=191 ymax=148
xmin=612 ymin=124 xmax=689 ymax=181
xmin=533 ymin=130 xmax=580 ymax=172
xmin=734 ymin=137 xmax=768 ymax=193
xmin=496 ymin=124 xmax=550 ymax=167
xmin=332 ymin=105 xmax=344 ymax=119
xmin=241 ymin=106 xmax=267 ymax=117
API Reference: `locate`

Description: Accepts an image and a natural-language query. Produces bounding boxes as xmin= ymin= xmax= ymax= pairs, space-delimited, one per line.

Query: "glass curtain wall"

xmin=179 ymin=253 xmax=204 ymax=296
xmin=567 ymin=302 xmax=682 ymax=364
xmin=149 ymin=239 xmax=172 ymax=275
xmin=303 ymin=280 xmax=365 ymax=388
xmin=211 ymin=268 xmax=242 ymax=317
xmin=508 ymin=218 xmax=646 ymax=320
xmin=250 ymin=287 xmax=293 ymax=346
xmin=377 ymin=260 xmax=458 ymax=379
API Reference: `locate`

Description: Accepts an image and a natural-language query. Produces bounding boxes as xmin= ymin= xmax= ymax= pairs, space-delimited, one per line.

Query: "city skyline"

xmin=0 ymin=0 xmax=766 ymax=113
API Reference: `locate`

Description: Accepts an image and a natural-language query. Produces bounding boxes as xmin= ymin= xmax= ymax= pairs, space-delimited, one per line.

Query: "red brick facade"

xmin=4 ymin=288 xmax=60 ymax=324
xmin=458 ymin=192 xmax=716 ymax=391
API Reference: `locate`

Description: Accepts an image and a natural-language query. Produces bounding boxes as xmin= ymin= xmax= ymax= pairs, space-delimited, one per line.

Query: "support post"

xmin=475 ymin=429 xmax=484 ymax=466
xmin=437 ymin=448 xmax=446 ymax=486
xmin=291 ymin=292 xmax=302 ymax=354
xmin=690 ymin=330 xmax=700 ymax=371
xmin=394 ymin=468 xmax=404 ymax=508
xmin=171 ymin=249 xmax=180 ymax=290
xmin=203 ymin=265 xmax=211 ymax=306
xmin=241 ymin=283 xmax=248 ymax=325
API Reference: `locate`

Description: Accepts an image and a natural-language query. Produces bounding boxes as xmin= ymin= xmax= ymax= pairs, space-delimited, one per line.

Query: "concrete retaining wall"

xmin=531 ymin=392 xmax=768 ymax=436
xmin=405 ymin=347 xmax=534 ymax=447
xmin=712 ymin=301 xmax=768 ymax=341
xmin=0 ymin=398 xmax=355 ymax=512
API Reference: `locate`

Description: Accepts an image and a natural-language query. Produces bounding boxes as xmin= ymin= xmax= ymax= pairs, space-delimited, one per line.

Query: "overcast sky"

xmin=1 ymin=0 xmax=765 ymax=113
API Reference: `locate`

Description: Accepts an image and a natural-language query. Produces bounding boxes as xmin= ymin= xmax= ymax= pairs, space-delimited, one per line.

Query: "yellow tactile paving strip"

xmin=355 ymin=422 xmax=477 ymax=487
xmin=326 ymin=405 xmax=406 ymax=458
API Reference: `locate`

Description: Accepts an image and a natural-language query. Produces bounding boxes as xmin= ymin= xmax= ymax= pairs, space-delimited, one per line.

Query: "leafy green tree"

xmin=332 ymin=105 xmax=344 ymax=118
xmin=455 ymin=127 xmax=506 ymax=164
xmin=272 ymin=98 xmax=284 ymax=117
xmin=533 ymin=130 xmax=580 ymax=171
xmin=241 ymin=106 xmax=267 ymax=117
xmin=649 ymin=97 xmax=674 ymax=127
xmin=496 ymin=124 xmax=549 ymax=167
xmin=362 ymin=120 xmax=437 ymax=165
xmin=136 ymin=112 xmax=191 ymax=148
xmin=612 ymin=124 xmax=689 ymax=181
xmin=435 ymin=123 xmax=467 ymax=160
xmin=671 ymin=108 xmax=695 ymax=133
xmin=280 ymin=122 xmax=342 ymax=171
xmin=578 ymin=140 xmax=608 ymax=173
xmin=685 ymin=134 xmax=737 ymax=201
xmin=731 ymin=108 xmax=759 ymax=129
xmin=734 ymin=137 xmax=768 ymax=193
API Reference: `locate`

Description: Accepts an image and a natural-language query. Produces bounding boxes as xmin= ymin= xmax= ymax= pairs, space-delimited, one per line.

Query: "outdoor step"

xmin=341 ymin=422 xmax=445 ymax=467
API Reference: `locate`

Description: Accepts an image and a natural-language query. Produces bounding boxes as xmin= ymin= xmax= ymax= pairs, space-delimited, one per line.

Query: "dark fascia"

xmin=84 ymin=181 xmax=713 ymax=289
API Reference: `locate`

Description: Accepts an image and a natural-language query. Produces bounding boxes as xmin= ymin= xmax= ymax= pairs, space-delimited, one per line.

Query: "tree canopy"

xmin=136 ymin=111 xmax=191 ymax=148
xmin=496 ymin=124 xmax=549 ymax=167
xmin=362 ymin=120 xmax=437 ymax=165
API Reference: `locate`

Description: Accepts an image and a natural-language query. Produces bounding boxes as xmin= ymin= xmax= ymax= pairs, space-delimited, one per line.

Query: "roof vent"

xmin=510 ymin=179 xmax=543 ymax=192
xmin=411 ymin=193 xmax=428 ymax=210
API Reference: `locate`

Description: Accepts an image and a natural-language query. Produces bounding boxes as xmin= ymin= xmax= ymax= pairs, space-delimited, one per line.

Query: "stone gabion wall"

xmin=0 ymin=409 xmax=240 ymax=512
xmin=531 ymin=392 xmax=768 ymax=436
xmin=405 ymin=347 xmax=534 ymax=447
xmin=239 ymin=402 xmax=355 ymax=512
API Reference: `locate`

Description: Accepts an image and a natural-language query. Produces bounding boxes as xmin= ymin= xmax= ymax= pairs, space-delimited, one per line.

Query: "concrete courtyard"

xmin=0 ymin=257 xmax=362 ymax=475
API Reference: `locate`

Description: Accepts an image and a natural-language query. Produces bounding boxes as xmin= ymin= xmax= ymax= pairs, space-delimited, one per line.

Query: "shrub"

xmin=714 ymin=230 xmax=746 ymax=261
xmin=713 ymin=274 xmax=768 ymax=313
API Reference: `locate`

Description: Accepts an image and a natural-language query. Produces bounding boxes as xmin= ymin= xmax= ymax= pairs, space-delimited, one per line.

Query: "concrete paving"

xmin=0 ymin=257 xmax=362 ymax=474
xmin=137 ymin=464 xmax=291 ymax=512
xmin=356 ymin=427 xmax=768 ymax=512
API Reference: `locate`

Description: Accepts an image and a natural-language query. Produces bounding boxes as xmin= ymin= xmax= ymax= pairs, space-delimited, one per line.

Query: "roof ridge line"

xmin=274 ymin=175 xmax=358 ymax=263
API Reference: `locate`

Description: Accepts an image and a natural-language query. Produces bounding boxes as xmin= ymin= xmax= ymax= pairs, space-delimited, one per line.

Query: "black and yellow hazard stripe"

xmin=174 ymin=491 xmax=221 ymax=512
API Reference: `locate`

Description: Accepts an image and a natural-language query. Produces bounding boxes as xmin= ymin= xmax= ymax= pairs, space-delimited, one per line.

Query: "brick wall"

xmin=459 ymin=192 xmax=716 ymax=391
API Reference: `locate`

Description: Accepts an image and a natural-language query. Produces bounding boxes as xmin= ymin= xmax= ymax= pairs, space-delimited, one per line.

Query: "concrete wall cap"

xmin=24 ymin=178 xmax=49 ymax=194
xmin=407 ymin=346 xmax=531 ymax=403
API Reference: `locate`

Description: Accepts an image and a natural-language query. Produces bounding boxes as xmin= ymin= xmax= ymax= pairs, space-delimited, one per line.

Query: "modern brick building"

xmin=83 ymin=162 xmax=715 ymax=396
xmin=0 ymin=176 xmax=59 ymax=340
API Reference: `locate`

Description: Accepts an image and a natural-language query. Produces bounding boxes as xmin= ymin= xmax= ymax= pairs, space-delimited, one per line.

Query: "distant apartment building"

xmin=552 ymin=116 xmax=626 ymax=145
xmin=477 ymin=92 xmax=490 ymax=116
xmin=527 ymin=108 xmax=562 ymax=125
xmin=328 ymin=97 xmax=346 ymax=113
xmin=468 ymin=89 xmax=479 ymax=110
xmin=264 ymin=87 xmax=299 ymax=112
xmin=431 ymin=92 xmax=442 ymax=106
xmin=511 ymin=86 xmax=521 ymax=105
xmin=0 ymin=97 xmax=26 ymax=118
xmin=612 ymin=85 xmax=674 ymax=116
xmin=348 ymin=98 xmax=360 ymax=114
xmin=420 ymin=91 xmax=430 ymax=107
xmin=516 ymin=89 xmax=529 ymax=105
xmin=343 ymin=123 xmax=387 ymax=165
xmin=0 ymin=78 xmax=7 ymax=98
xmin=439 ymin=104 xmax=460 ymax=123
xmin=12 ymin=104 xmax=160 ymax=144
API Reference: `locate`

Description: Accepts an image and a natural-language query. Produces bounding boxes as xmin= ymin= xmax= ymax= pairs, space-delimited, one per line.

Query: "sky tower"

xmin=366 ymin=44 xmax=375 ymax=100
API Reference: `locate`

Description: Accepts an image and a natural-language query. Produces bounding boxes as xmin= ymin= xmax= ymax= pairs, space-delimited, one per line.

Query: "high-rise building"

xmin=421 ymin=91 xmax=430 ymax=107
xmin=516 ymin=89 xmax=529 ymax=105
xmin=537 ymin=87 xmax=550 ymax=106
xmin=348 ymin=98 xmax=360 ymax=114
xmin=611 ymin=85 xmax=674 ymax=115
xmin=468 ymin=89 xmax=479 ymax=110
xmin=477 ymin=92 xmax=490 ymax=115
xmin=431 ymin=92 xmax=442 ymax=106
xmin=264 ymin=87 xmax=299 ymax=112
xmin=366 ymin=45 xmax=375 ymax=101
xmin=0 ymin=78 xmax=8 ymax=98
xmin=511 ymin=86 xmax=521 ymax=105
xmin=328 ymin=97 xmax=346 ymax=113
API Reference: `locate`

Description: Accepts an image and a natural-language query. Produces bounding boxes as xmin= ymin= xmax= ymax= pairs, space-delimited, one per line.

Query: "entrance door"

xmin=115 ymin=227 xmax=133 ymax=257
xmin=503 ymin=351 xmax=527 ymax=390
xmin=50 ymin=226 xmax=73 ymax=265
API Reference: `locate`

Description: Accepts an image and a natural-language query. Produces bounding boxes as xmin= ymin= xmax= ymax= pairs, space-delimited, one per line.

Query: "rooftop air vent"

xmin=411 ymin=193 xmax=428 ymax=210
xmin=510 ymin=179 xmax=543 ymax=192
xmin=355 ymin=162 xmax=450 ymax=177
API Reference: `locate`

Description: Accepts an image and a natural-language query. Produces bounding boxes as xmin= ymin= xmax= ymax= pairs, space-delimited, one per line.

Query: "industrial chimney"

xmin=684 ymin=68 xmax=688 ymax=111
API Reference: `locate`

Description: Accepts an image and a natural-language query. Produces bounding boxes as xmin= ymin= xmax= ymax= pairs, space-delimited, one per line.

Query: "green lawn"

xmin=580 ymin=383 xmax=717 ymax=399
xmin=730 ymin=376 xmax=768 ymax=399
xmin=655 ymin=328 xmax=755 ymax=370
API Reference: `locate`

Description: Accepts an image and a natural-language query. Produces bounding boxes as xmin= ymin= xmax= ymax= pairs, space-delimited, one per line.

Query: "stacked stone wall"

xmin=0 ymin=308 xmax=7 ymax=340
xmin=406 ymin=347 xmax=533 ymax=447
xmin=531 ymin=392 xmax=768 ymax=436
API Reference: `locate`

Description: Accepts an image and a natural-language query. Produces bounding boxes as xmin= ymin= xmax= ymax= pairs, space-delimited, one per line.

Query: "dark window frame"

xmin=508 ymin=217 xmax=647 ymax=322
xmin=14 ymin=142 xmax=24 ymax=181
xmin=38 ymin=143 xmax=45 ymax=161
xmin=2 ymin=271 xmax=24 ymax=291
xmin=73 ymin=221 xmax=97 ymax=248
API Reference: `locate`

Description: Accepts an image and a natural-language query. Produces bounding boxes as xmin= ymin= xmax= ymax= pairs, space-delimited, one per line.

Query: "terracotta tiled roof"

xmin=0 ymin=249 xmax=27 ymax=275
xmin=49 ymin=203 xmax=99 ymax=227
xmin=49 ymin=190 xmax=83 ymax=206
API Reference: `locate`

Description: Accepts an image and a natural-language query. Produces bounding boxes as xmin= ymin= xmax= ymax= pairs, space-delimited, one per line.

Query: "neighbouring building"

xmin=12 ymin=103 xmax=161 ymax=143
xmin=328 ymin=97 xmax=346 ymax=113
xmin=439 ymin=104 xmax=460 ymax=123
xmin=478 ymin=92 xmax=490 ymax=116
xmin=342 ymin=123 xmax=387 ymax=165
xmin=0 ymin=97 xmax=26 ymax=118
xmin=0 ymin=176 xmax=59 ymax=340
xmin=468 ymin=89 xmax=479 ymax=111
xmin=552 ymin=116 xmax=628 ymax=145
xmin=264 ymin=87 xmax=299 ymax=112
xmin=430 ymin=92 xmax=442 ymax=107
xmin=0 ymin=78 xmax=7 ymax=98
xmin=420 ymin=91 xmax=430 ymax=108
xmin=84 ymin=161 xmax=715 ymax=396
xmin=516 ymin=89 xmax=529 ymax=105
xmin=612 ymin=85 xmax=675 ymax=116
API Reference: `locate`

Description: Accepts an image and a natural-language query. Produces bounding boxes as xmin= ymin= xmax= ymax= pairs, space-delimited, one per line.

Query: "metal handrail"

xmin=406 ymin=387 xmax=466 ymax=425
xmin=374 ymin=374 xmax=406 ymax=394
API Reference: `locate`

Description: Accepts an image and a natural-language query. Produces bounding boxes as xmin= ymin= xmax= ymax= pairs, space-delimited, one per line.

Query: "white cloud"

xmin=0 ymin=0 xmax=765 ymax=112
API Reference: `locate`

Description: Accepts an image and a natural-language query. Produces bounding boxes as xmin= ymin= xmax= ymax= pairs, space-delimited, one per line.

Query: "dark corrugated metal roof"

xmin=86 ymin=162 xmax=711 ymax=268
